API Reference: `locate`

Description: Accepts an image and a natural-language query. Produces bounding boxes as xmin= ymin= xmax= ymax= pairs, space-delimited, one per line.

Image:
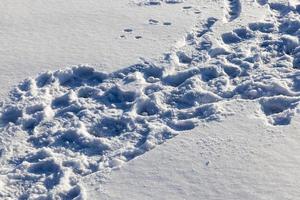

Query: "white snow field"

xmin=0 ymin=0 xmax=300 ymax=199
xmin=0 ymin=0 xmax=201 ymax=98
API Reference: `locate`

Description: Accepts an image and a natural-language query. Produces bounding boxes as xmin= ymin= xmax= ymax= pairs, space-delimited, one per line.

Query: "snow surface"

xmin=0 ymin=0 xmax=200 ymax=98
xmin=84 ymin=101 xmax=300 ymax=200
xmin=0 ymin=0 xmax=300 ymax=199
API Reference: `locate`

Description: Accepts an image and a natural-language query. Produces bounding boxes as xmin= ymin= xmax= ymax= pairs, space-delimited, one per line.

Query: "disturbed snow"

xmin=0 ymin=0 xmax=300 ymax=199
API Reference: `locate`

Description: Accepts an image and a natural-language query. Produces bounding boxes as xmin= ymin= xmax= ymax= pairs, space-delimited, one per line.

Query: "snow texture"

xmin=0 ymin=0 xmax=299 ymax=199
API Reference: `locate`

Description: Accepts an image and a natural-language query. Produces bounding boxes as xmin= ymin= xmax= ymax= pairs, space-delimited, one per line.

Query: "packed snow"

xmin=0 ymin=0 xmax=300 ymax=199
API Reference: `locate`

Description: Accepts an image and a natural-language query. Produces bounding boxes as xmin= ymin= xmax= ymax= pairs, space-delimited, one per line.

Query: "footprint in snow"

xmin=149 ymin=19 xmax=159 ymax=25
xmin=163 ymin=22 xmax=172 ymax=26
xmin=123 ymin=28 xmax=133 ymax=33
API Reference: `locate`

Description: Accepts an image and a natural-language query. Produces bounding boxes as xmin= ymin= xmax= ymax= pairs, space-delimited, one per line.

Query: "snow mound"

xmin=0 ymin=0 xmax=299 ymax=199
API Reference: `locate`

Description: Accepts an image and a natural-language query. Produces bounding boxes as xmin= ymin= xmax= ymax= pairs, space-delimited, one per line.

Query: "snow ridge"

xmin=0 ymin=1 xmax=300 ymax=199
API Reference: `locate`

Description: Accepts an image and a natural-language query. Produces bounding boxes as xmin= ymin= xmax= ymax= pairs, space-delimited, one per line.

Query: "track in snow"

xmin=0 ymin=1 xmax=300 ymax=199
xmin=224 ymin=0 xmax=241 ymax=22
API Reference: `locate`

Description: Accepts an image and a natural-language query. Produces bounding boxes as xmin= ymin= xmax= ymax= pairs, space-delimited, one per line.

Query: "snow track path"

xmin=0 ymin=0 xmax=300 ymax=199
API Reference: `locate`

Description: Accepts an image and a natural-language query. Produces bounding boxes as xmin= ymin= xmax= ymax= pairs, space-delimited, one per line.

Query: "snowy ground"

xmin=0 ymin=0 xmax=200 ymax=98
xmin=0 ymin=0 xmax=300 ymax=199
xmin=84 ymin=101 xmax=300 ymax=200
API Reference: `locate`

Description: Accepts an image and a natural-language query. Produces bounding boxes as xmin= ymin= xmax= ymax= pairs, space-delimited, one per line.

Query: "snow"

xmin=0 ymin=0 xmax=300 ymax=199
xmin=84 ymin=101 xmax=300 ymax=200
xmin=0 ymin=0 xmax=199 ymax=98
